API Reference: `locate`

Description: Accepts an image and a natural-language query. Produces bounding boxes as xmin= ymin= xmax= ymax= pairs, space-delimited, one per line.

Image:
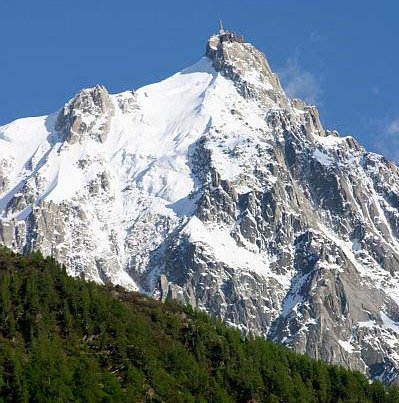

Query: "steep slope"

xmin=0 ymin=28 xmax=399 ymax=383
xmin=1 ymin=248 xmax=398 ymax=402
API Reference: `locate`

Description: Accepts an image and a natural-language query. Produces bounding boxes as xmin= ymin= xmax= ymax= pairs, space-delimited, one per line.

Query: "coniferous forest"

xmin=0 ymin=247 xmax=398 ymax=402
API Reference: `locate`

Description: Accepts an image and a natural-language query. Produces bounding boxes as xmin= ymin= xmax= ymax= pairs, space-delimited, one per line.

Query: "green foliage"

xmin=0 ymin=248 xmax=398 ymax=402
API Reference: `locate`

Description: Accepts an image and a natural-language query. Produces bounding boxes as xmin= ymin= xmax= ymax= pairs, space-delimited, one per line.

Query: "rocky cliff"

xmin=1 ymin=29 xmax=398 ymax=383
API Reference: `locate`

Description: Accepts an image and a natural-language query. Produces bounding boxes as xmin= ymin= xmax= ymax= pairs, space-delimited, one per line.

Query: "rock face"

xmin=56 ymin=84 xmax=115 ymax=144
xmin=1 ymin=29 xmax=399 ymax=384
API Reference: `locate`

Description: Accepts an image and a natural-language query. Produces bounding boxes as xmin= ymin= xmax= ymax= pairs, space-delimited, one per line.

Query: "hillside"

xmin=0 ymin=248 xmax=398 ymax=402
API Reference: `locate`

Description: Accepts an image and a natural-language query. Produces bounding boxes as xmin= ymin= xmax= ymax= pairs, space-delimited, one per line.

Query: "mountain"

xmin=1 ymin=27 xmax=399 ymax=384
xmin=1 ymin=247 xmax=398 ymax=402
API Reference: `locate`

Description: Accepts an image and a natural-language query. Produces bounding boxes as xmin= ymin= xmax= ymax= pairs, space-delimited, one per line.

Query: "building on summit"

xmin=218 ymin=19 xmax=244 ymax=43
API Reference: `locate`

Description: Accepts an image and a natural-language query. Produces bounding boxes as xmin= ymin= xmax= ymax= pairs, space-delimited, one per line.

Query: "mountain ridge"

xmin=1 ymin=28 xmax=399 ymax=384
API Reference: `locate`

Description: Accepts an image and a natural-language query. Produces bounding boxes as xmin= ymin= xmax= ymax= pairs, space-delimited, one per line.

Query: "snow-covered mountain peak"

xmin=205 ymin=29 xmax=289 ymax=109
xmin=1 ymin=29 xmax=399 ymax=384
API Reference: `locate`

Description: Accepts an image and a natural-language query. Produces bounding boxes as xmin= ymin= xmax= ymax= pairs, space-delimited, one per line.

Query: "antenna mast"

xmin=219 ymin=18 xmax=225 ymax=34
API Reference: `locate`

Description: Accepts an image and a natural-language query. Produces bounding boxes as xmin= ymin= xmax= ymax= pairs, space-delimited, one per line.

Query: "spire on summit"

xmin=219 ymin=19 xmax=225 ymax=34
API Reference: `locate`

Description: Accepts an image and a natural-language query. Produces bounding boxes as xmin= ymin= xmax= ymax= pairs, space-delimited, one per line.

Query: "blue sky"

xmin=1 ymin=0 xmax=399 ymax=160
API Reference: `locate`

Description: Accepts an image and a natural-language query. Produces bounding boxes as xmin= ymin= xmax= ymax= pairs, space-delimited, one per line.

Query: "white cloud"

xmin=372 ymin=117 xmax=399 ymax=162
xmin=277 ymin=57 xmax=322 ymax=105
xmin=386 ymin=119 xmax=399 ymax=135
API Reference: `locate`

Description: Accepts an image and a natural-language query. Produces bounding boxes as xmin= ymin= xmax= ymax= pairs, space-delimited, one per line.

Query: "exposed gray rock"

xmin=56 ymin=85 xmax=114 ymax=144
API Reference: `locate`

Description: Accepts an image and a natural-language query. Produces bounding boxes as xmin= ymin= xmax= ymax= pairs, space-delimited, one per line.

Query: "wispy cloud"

xmin=370 ymin=86 xmax=380 ymax=96
xmin=386 ymin=119 xmax=399 ymax=135
xmin=277 ymin=57 xmax=322 ymax=106
xmin=372 ymin=117 xmax=399 ymax=162
xmin=309 ymin=30 xmax=324 ymax=43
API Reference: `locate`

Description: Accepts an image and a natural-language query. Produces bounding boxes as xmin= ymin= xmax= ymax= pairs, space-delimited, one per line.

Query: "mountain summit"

xmin=1 ymin=28 xmax=399 ymax=383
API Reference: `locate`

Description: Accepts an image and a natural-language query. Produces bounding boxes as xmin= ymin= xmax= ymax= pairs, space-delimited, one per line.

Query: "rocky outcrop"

xmin=206 ymin=33 xmax=289 ymax=108
xmin=56 ymin=85 xmax=114 ymax=144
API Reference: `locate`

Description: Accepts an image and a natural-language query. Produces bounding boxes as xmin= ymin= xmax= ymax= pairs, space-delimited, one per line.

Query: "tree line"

xmin=0 ymin=247 xmax=398 ymax=402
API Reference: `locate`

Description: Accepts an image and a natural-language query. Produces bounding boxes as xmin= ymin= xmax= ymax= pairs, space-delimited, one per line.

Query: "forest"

xmin=0 ymin=247 xmax=398 ymax=402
